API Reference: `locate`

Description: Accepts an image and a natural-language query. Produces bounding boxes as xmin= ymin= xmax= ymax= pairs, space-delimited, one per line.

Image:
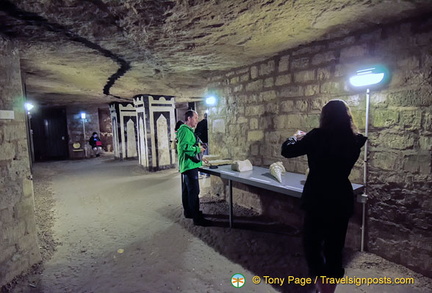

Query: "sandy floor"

xmin=4 ymin=155 xmax=432 ymax=293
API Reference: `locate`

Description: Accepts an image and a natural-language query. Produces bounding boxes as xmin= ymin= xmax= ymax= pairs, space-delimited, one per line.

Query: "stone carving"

xmin=139 ymin=116 xmax=148 ymax=167
xmin=156 ymin=114 xmax=170 ymax=166
xmin=126 ymin=119 xmax=137 ymax=158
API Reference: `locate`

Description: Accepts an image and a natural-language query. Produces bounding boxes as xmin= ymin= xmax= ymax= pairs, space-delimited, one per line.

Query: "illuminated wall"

xmin=206 ymin=15 xmax=432 ymax=277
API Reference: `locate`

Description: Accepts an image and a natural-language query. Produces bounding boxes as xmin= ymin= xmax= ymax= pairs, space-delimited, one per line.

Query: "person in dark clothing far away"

xmin=195 ymin=112 xmax=208 ymax=152
xmin=89 ymin=132 xmax=103 ymax=157
xmin=281 ymin=99 xmax=367 ymax=293
xmin=195 ymin=112 xmax=209 ymax=178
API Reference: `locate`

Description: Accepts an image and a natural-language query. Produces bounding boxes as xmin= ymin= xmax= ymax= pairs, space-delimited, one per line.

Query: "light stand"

xmin=348 ymin=64 xmax=390 ymax=252
xmin=360 ymin=88 xmax=371 ymax=252
xmin=81 ymin=112 xmax=87 ymax=158
xmin=24 ymin=102 xmax=35 ymax=169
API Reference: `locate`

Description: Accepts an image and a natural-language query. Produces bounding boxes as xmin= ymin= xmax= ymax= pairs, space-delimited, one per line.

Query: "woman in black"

xmin=281 ymin=99 xmax=366 ymax=293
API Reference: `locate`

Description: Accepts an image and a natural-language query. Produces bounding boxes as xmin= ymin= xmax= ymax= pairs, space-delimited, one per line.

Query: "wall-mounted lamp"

xmin=205 ymin=95 xmax=217 ymax=106
xmin=348 ymin=64 xmax=391 ymax=253
xmin=348 ymin=64 xmax=390 ymax=88
xmin=24 ymin=102 xmax=34 ymax=113
xmin=24 ymin=102 xmax=35 ymax=164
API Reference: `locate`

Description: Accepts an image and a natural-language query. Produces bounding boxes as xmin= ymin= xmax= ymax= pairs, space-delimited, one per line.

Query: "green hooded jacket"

xmin=176 ymin=124 xmax=202 ymax=173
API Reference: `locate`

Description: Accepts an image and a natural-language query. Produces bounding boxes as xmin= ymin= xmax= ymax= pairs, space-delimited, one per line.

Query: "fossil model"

xmin=269 ymin=161 xmax=286 ymax=183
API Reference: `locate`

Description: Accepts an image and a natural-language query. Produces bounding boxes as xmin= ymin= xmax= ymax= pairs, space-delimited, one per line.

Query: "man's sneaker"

xmin=193 ymin=218 xmax=212 ymax=227
xmin=184 ymin=211 xmax=203 ymax=219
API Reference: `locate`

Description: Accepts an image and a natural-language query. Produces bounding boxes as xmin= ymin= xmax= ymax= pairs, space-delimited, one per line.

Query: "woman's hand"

xmin=294 ymin=130 xmax=307 ymax=140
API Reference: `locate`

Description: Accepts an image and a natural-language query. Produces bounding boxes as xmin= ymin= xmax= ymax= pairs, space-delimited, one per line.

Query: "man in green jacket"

xmin=177 ymin=110 xmax=211 ymax=226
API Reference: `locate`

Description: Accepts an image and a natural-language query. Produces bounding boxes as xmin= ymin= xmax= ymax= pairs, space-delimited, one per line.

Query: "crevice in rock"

xmin=0 ymin=0 xmax=129 ymax=100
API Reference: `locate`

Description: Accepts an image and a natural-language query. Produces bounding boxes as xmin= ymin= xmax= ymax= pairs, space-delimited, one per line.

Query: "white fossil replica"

xmin=231 ymin=159 xmax=253 ymax=172
xmin=269 ymin=161 xmax=286 ymax=183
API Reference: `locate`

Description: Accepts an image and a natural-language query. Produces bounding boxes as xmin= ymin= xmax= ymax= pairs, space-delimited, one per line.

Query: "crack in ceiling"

xmin=0 ymin=0 xmax=131 ymax=101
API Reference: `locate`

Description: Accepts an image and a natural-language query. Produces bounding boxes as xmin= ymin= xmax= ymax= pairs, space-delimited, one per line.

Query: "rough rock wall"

xmin=207 ymin=16 xmax=432 ymax=277
xmin=0 ymin=37 xmax=41 ymax=287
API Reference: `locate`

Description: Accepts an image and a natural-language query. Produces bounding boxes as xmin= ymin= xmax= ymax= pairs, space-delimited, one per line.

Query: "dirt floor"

xmin=3 ymin=155 xmax=432 ymax=293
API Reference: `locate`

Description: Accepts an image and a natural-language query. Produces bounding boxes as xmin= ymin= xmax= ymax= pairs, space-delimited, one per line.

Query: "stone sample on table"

xmin=270 ymin=161 xmax=286 ymax=183
xmin=231 ymin=159 xmax=253 ymax=172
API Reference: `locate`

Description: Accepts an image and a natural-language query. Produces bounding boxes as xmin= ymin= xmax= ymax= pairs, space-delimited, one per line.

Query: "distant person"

xmin=89 ymin=132 xmax=103 ymax=157
xmin=175 ymin=120 xmax=184 ymax=132
xmin=195 ymin=113 xmax=209 ymax=178
xmin=176 ymin=110 xmax=210 ymax=226
xmin=195 ymin=112 xmax=208 ymax=154
xmin=281 ymin=100 xmax=367 ymax=293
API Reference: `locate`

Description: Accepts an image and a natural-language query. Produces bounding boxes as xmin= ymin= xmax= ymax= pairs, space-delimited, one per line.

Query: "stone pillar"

xmin=0 ymin=37 xmax=41 ymax=287
xmin=109 ymin=102 xmax=138 ymax=160
xmin=133 ymin=95 xmax=176 ymax=171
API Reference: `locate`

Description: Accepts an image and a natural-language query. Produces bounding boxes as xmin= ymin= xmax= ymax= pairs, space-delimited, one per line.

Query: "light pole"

xmin=24 ymin=102 xmax=35 ymax=168
xmin=349 ymin=64 xmax=390 ymax=252
xmin=81 ymin=112 xmax=87 ymax=158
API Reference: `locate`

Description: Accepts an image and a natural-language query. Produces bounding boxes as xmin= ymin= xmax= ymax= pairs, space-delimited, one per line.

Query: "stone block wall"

xmin=0 ymin=37 xmax=41 ymax=287
xmin=206 ymin=16 xmax=432 ymax=277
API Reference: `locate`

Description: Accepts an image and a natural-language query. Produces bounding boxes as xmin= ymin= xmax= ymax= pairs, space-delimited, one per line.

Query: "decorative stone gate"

xmin=109 ymin=95 xmax=176 ymax=171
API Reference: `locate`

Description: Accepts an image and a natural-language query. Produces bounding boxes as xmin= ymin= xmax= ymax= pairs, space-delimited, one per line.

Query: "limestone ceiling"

xmin=1 ymin=0 xmax=431 ymax=105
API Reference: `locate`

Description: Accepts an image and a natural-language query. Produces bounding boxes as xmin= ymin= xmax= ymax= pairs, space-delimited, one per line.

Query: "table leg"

xmin=228 ymin=179 xmax=233 ymax=228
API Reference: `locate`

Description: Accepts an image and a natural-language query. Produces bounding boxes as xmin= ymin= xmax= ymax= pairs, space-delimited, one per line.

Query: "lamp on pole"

xmin=348 ymin=64 xmax=390 ymax=252
xmin=24 ymin=102 xmax=35 ymax=167
xmin=205 ymin=95 xmax=217 ymax=106
xmin=81 ymin=112 xmax=87 ymax=158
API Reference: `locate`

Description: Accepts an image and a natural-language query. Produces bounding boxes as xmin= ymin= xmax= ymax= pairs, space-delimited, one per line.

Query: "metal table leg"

xmin=228 ymin=179 xmax=233 ymax=228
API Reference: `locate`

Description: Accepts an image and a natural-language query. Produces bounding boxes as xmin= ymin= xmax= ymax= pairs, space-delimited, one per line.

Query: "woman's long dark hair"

xmin=319 ymin=99 xmax=358 ymax=135
xmin=174 ymin=120 xmax=184 ymax=131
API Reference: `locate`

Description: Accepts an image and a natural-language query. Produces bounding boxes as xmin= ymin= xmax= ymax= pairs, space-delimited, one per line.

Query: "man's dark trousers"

xmin=181 ymin=168 xmax=200 ymax=219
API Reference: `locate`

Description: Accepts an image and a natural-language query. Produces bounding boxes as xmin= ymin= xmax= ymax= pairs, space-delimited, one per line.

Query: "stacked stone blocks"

xmin=207 ymin=16 xmax=432 ymax=277
xmin=1 ymin=38 xmax=41 ymax=287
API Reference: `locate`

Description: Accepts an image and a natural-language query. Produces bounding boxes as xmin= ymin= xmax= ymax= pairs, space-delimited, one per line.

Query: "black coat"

xmin=195 ymin=119 xmax=208 ymax=144
xmin=89 ymin=136 xmax=102 ymax=148
xmin=281 ymin=128 xmax=367 ymax=217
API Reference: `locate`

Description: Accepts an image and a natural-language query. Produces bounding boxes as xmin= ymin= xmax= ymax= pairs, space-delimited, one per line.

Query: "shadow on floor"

xmin=160 ymin=196 xmax=320 ymax=293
